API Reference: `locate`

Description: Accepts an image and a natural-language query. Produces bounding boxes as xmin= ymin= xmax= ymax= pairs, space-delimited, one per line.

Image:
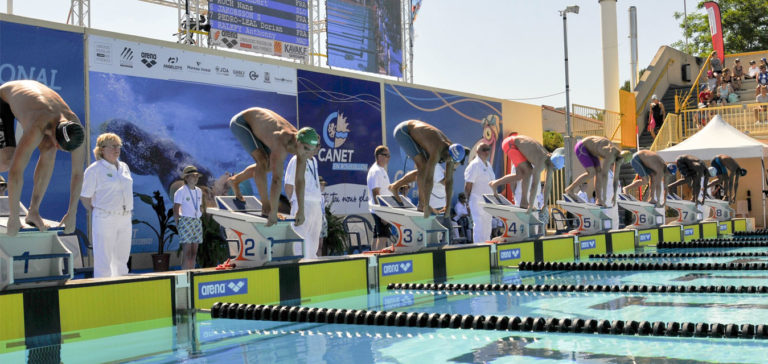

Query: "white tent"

xmin=658 ymin=115 xmax=768 ymax=226
xmin=657 ymin=115 xmax=768 ymax=160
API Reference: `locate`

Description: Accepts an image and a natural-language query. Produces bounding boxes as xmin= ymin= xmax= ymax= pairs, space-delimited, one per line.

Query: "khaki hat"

xmin=182 ymin=165 xmax=201 ymax=177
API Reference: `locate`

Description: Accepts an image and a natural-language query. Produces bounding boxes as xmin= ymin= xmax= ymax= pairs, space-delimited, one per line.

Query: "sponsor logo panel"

xmin=381 ymin=260 xmax=413 ymax=276
xmin=198 ymin=278 xmax=248 ymax=299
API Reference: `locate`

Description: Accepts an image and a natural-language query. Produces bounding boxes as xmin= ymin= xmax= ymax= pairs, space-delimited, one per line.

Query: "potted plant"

xmin=323 ymin=203 xmax=347 ymax=256
xmin=133 ymin=190 xmax=178 ymax=271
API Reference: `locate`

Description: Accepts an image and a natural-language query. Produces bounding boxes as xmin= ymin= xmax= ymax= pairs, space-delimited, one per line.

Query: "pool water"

xmin=7 ymin=245 xmax=768 ymax=363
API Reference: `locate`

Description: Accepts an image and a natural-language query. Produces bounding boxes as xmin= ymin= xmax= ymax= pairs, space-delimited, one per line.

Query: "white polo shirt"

xmin=285 ymin=156 xmax=322 ymax=203
xmin=367 ymin=162 xmax=391 ymax=211
xmin=81 ymin=159 xmax=133 ymax=213
xmin=464 ymin=156 xmax=495 ymax=203
xmin=174 ymin=185 xmax=203 ymax=218
xmin=430 ymin=163 xmax=446 ymax=209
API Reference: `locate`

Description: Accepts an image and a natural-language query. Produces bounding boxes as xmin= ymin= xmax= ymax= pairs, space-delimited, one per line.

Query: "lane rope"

xmin=386 ymin=282 xmax=768 ymax=295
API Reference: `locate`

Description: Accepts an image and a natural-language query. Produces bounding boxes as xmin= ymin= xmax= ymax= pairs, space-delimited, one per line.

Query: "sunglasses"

xmin=479 ymin=147 xmax=491 ymax=152
xmin=378 ymin=153 xmax=390 ymax=157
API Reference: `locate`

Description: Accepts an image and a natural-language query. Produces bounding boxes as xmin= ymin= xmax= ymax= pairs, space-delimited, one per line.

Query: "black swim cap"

xmin=55 ymin=121 xmax=84 ymax=151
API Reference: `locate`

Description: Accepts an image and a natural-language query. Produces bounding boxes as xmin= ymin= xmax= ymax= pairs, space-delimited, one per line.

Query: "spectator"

xmin=429 ymin=162 xmax=446 ymax=214
xmin=366 ymin=145 xmax=392 ymax=251
xmin=756 ymin=85 xmax=768 ymax=125
xmin=648 ymin=95 xmax=665 ymax=139
xmin=710 ymin=52 xmax=723 ymax=76
xmin=757 ymin=64 xmax=768 ymax=90
xmin=173 ymin=165 xmax=203 ymax=270
xmin=747 ymin=60 xmax=760 ymax=79
xmin=717 ymin=80 xmax=734 ymax=105
xmin=706 ymin=70 xmax=718 ymax=91
xmin=451 ymin=192 xmax=470 ymax=243
xmin=698 ymin=85 xmax=713 ymax=107
xmin=732 ymin=58 xmax=744 ymax=90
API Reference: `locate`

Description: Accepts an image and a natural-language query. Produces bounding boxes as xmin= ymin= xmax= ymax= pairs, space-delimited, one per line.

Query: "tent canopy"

xmin=657 ymin=115 xmax=768 ymax=161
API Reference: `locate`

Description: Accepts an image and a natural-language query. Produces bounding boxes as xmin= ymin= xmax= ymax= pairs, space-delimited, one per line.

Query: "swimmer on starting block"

xmin=489 ymin=134 xmax=565 ymax=212
xmin=227 ymin=107 xmax=319 ymax=226
xmin=622 ymin=150 xmax=673 ymax=207
xmin=564 ymin=136 xmax=631 ymax=207
xmin=0 ymin=80 xmax=85 ymax=236
xmin=708 ymin=154 xmax=746 ymax=204
xmin=388 ymin=120 xmax=468 ymax=218
xmin=667 ymin=154 xmax=716 ymax=206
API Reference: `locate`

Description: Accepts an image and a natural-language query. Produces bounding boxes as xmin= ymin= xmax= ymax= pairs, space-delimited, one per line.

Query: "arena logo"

xmin=318 ymin=111 xmax=356 ymax=166
xmin=0 ymin=64 xmax=62 ymax=90
xmin=684 ymin=228 xmax=695 ymax=236
xmin=120 ymin=47 xmax=134 ymax=68
xmin=499 ymin=248 xmax=521 ymax=261
xmin=580 ymin=239 xmax=596 ymax=250
xmin=198 ymin=278 xmax=248 ymax=299
xmin=215 ymin=30 xmax=239 ymax=48
xmin=719 ymin=223 xmax=728 ymax=231
xmin=140 ymin=52 xmax=157 ymax=68
xmin=639 ymin=233 xmax=652 ymax=242
xmin=381 ymin=260 xmax=413 ymax=276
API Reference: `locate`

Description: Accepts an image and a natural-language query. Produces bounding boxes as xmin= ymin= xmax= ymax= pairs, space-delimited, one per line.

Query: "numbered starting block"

xmin=0 ymin=197 xmax=73 ymax=290
xmin=206 ymin=196 xmax=304 ymax=268
xmin=701 ymin=198 xmax=734 ymax=222
xmin=557 ymin=194 xmax=613 ymax=235
xmin=480 ymin=194 xmax=543 ymax=242
xmin=616 ymin=193 xmax=665 ymax=229
xmin=372 ymin=195 xmax=448 ymax=253
xmin=665 ymin=194 xmax=703 ymax=225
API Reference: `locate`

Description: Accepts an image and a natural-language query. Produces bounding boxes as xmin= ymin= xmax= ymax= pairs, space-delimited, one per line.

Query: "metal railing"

xmin=650 ymin=102 xmax=768 ymax=151
xmin=571 ymin=104 xmax=621 ymax=141
xmin=676 ymin=51 xmax=715 ymax=112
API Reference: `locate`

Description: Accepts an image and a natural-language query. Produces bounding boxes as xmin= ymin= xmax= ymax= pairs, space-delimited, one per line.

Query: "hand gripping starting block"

xmin=665 ymin=194 xmax=703 ymax=225
xmin=206 ymin=196 xmax=304 ymax=268
xmin=372 ymin=195 xmax=448 ymax=253
xmin=480 ymin=194 xmax=543 ymax=242
xmin=616 ymin=193 xmax=665 ymax=229
xmin=701 ymin=198 xmax=734 ymax=222
xmin=0 ymin=197 xmax=73 ymax=291
xmin=556 ymin=194 xmax=613 ymax=235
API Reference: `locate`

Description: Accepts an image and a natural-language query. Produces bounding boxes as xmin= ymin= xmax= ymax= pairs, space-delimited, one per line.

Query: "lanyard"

xmin=307 ymin=158 xmax=318 ymax=188
xmin=186 ymin=185 xmax=199 ymax=214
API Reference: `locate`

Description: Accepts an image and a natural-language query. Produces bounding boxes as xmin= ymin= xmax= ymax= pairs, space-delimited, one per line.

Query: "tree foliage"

xmin=543 ymin=131 xmax=564 ymax=152
xmin=672 ymin=0 xmax=768 ymax=56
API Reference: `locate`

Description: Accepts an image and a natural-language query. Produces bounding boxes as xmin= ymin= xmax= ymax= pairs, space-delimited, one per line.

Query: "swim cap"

xmin=739 ymin=168 xmax=748 ymax=177
xmin=55 ymin=121 xmax=84 ymax=151
xmin=667 ymin=164 xmax=677 ymax=175
xmin=296 ymin=127 xmax=319 ymax=146
xmin=620 ymin=150 xmax=632 ymax=163
xmin=708 ymin=166 xmax=718 ymax=177
xmin=550 ymin=147 xmax=566 ymax=170
xmin=448 ymin=143 xmax=466 ymax=163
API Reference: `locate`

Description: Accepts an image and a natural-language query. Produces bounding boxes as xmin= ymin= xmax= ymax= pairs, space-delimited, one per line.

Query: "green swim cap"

xmin=296 ymin=127 xmax=319 ymax=146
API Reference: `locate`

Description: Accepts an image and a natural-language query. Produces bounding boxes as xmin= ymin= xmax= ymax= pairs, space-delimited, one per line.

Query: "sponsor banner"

xmin=719 ymin=223 xmax=727 ymax=231
xmin=499 ymin=248 xmax=521 ymax=261
xmin=0 ymin=21 xmax=86 ymax=232
xmin=384 ymin=84 xmax=503 ymax=208
xmin=198 ymin=278 xmax=248 ymax=299
xmin=297 ymin=70 xmax=382 ymax=214
xmin=209 ymin=0 xmax=309 ymax=61
xmin=88 ymin=35 xmax=297 ymax=95
xmin=327 ymin=0 xmax=403 ymax=77
xmin=639 ymin=233 xmax=652 ymax=242
xmin=381 ymin=260 xmax=413 ymax=276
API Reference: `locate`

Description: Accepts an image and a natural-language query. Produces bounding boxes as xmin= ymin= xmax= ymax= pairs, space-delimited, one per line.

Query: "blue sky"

xmin=5 ymin=0 xmax=695 ymax=110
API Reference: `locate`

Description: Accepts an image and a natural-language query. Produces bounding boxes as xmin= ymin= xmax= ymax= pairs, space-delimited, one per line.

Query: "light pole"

xmin=560 ymin=5 xmax=579 ymax=185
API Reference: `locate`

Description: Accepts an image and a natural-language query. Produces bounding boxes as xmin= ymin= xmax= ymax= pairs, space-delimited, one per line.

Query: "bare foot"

xmin=266 ymin=211 xmax=278 ymax=226
xmin=5 ymin=217 xmax=21 ymax=236
xmin=228 ymin=176 xmax=244 ymax=201
xmin=25 ymin=211 xmax=49 ymax=232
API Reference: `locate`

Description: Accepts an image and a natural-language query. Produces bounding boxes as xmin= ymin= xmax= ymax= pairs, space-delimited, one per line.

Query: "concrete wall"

xmin=502 ymin=100 xmax=544 ymax=142
xmin=634 ymin=46 xmax=702 ymax=119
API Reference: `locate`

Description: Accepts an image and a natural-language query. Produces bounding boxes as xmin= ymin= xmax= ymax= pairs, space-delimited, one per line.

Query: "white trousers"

xmin=92 ymin=210 xmax=132 ymax=278
xmin=469 ymin=198 xmax=492 ymax=243
xmin=291 ymin=199 xmax=323 ymax=259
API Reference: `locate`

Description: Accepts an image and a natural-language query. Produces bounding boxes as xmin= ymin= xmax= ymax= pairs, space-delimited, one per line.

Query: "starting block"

xmin=557 ymin=194 xmax=613 ymax=235
xmin=206 ymin=196 xmax=304 ymax=268
xmin=665 ymin=194 xmax=703 ymax=225
xmin=701 ymin=198 xmax=734 ymax=222
xmin=616 ymin=193 xmax=665 ymax=229
xmin=480 ymin=194 xmax=543 ymax=242
xmin=372 ymin=195 xmax=448 ymax=253
xmin=0 ymin=197 xmax=73 ymax=290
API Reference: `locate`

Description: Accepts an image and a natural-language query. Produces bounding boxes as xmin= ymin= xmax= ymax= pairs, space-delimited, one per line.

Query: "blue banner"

xmin=297 ymin=70 xmax=382 ymax=214
xmin=384 ymin=84 xmax=503 ymax=208
xmin=0 ymin=21 xmax=86 ymax=232
xmin=89 ymin=71 xmax=297 ymax=253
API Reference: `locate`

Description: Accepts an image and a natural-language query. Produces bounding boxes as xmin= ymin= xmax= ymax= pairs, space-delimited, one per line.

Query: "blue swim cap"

xmin=449 ymin=143 xmax=466 ymax=163
xmin=667 ymin=164 xmax=677 ymax=175
xmin=708 ymin=166 xmax=718 ymax=177
xmin=550 ymin=148 xmax=566 ymax=170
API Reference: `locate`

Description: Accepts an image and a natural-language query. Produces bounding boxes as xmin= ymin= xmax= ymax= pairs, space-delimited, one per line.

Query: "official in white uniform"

xmin=367 ymin=146 xmax=393 ymax=251
xmin=429 ymin=163 xmax=446 ymax=212
xmin=80 ymin=133 xmax=133 ymax=278
xmin=464 ymin=143 xmax=495 ymax=243
xmin=174 ymin=165 xmax=203 ymax=270
xmin=285 ymin=154 xmax=322 ymax=259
